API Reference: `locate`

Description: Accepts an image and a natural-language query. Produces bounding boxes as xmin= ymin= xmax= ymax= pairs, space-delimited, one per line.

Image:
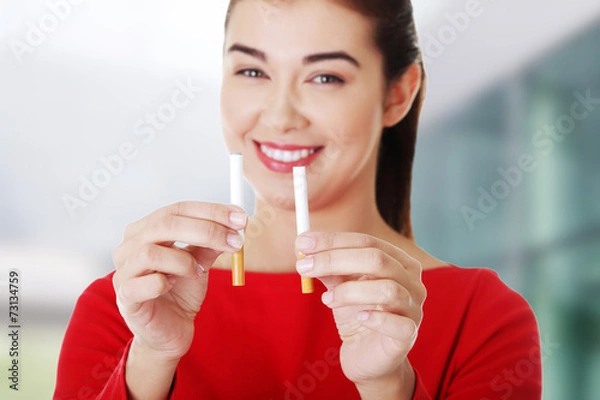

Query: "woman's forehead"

xmin=225 ymin=0 xmax=376 ymax=59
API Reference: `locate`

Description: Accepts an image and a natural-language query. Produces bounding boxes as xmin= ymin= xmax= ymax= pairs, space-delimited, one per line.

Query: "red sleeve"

xmin=445 ymin=269 xmax=541 ymax=399
xmin=409 ymin=268 xmax=542 ymax=399
xmin=53 ymin=271 xmax=135 ymax=400
xmin=445 ymin=269 xmax=542 ymax=399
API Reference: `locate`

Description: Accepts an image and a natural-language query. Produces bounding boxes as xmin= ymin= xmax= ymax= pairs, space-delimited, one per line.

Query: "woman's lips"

xmin=254 ymin=141 xmax=324 ymax=173
xmin=257 ymin=141 xmax=317 ymax=151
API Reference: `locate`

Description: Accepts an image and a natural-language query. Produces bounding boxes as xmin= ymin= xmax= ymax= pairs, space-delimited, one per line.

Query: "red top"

xmin=54 ymin=265 xmax=542 ymax=399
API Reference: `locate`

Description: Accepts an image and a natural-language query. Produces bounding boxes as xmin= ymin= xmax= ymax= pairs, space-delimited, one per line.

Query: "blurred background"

xmin=0 ymin=0 xmax=598 ymax=398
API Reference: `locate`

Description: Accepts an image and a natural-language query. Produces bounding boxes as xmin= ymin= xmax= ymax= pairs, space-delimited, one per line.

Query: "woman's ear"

xmin=382 ymin=63 xmax=422 ymax=128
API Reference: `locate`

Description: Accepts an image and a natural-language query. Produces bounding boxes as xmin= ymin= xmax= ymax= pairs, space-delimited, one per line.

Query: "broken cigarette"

xmin=293 ymin=166 xmax=314 ymax=294
xmin=230 ymin=153 xmax=245 ymax=286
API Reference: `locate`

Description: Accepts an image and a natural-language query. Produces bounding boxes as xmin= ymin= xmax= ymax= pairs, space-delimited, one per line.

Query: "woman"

xmin=54 ymin=0 xmax=542 ymax=399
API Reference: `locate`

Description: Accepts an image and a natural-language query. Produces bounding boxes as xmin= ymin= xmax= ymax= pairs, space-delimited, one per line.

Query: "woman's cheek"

xmin=221 ymin=90 xmax=253 ymax=147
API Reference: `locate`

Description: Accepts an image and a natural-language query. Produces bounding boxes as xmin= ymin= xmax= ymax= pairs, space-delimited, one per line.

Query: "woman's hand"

xmin=295 ymin=232 xmax=426 ymax=399
xmin=112 ymin=201 xmax=247 ymax=362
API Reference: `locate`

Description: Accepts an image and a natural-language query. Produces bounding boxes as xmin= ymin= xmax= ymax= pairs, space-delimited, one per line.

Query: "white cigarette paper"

xmin=293 ymin=166 xmax=314 ymax=293
xmin=230 ymin=153 xmax=244 ymax=210
xmin=293 ymin=166 xmax=310 ymax=234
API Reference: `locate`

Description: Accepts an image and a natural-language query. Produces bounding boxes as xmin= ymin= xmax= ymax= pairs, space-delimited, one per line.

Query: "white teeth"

xmin=259 ymin=144 xmax=318 ymax=162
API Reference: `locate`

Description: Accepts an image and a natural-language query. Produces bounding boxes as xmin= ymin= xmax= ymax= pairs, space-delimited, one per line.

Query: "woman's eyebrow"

xmin=227 ymin=43 xmax=361 ymax=69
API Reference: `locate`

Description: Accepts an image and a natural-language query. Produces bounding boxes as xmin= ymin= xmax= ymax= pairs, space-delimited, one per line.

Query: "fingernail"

xmin=167 ymin=275 xmax=176 ymax=285
xmin=229 ymin=212 xmax=247 ymax=227
xmin=227 ymin=232 xmax=244 ymax=249
xmin=357 ymin=311 xmax=370 ymax=321
xmin=296 ymin=256 xmax=313 ymax=273
xmin=321 ymin=291 xmax=333 ymax=305
xmin=197 ymin=263 xmax=206 ymax=276
xmin=296 ymin=235 xmax=315 ymax=252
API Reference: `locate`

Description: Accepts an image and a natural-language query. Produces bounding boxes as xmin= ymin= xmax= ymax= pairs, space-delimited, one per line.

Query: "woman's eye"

xmin=312 ymin=74 xmax=344 ymax=85
xmin=235 ymin=69 xmax=343 ymax=85
xmin=236 ymin=69 xmax=265 ymax=78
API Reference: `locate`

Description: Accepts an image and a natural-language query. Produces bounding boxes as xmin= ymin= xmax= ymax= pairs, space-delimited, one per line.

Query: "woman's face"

xmin=221 ymin=0 xmax=390 ymax=211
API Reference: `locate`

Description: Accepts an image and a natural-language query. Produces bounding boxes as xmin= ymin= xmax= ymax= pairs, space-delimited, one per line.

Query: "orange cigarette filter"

xmin=299 ymin=254 xmax=314 ymax=294
xmin=232 ymin=247 xmax=245 ymax=286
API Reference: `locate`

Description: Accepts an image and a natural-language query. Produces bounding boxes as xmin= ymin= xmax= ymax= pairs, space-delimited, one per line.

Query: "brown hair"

xmin=224 ymin=0 xmax=426 ymax=239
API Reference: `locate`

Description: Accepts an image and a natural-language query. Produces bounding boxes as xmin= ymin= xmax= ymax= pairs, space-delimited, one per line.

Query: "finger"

xmin=322 ymin=280 xmax=418 ymax=319
xmin=116 ymin=243 xmax=202 ymax=283
xmin=357 ymin=310 xmax=418 ymax=345
xmin=296 ymin=247 xmax=404 ymax=281
xmin=115 ymin=273 xmax=175 ymax=315
xmin=315 ymin=275 xmax=347 ymax=292
xmin=186 ymin=246 xmax=222 ymax=273
xmin=141 ymin=215 xmax=244 ymax=253
xmin=295 ymin=231 xmax=421 ymax=273
xmin=124 ymin=201 xmax=248 ymax=239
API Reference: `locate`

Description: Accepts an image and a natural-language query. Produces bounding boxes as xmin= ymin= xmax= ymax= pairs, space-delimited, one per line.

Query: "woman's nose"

xmin=259 ymin=84 xmax=308 ymax=134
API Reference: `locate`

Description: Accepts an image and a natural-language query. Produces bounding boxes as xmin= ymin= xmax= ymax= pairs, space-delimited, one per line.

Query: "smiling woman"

xmin=53 ymin=1 xmax=542 ymax=399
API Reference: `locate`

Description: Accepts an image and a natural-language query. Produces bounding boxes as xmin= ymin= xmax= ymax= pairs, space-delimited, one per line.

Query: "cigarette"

xmin=230 ymin=153 xmax=245 ymax=286
xmin=293 ymin=166 xmax=314 ymax=294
